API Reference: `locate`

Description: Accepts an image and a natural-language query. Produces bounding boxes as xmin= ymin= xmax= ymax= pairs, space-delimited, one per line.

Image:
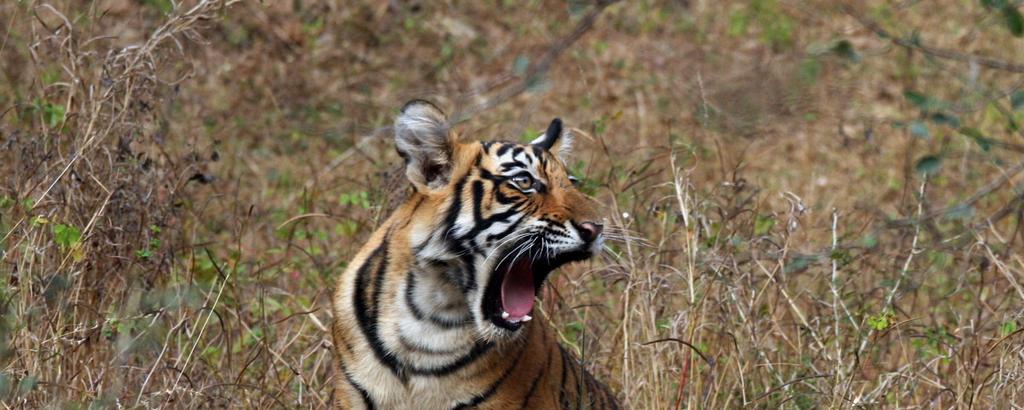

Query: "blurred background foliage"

xmin=1 ymin=0 xmax=1024 ymax=408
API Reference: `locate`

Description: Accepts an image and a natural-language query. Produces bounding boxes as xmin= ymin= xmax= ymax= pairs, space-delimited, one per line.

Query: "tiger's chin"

xmin=477 ymin=244 xmax=595 ymax=340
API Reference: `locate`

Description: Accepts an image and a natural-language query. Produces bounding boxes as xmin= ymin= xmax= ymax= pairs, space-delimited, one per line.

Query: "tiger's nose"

xmin=578 ymin=221 xmax=604 ymax=242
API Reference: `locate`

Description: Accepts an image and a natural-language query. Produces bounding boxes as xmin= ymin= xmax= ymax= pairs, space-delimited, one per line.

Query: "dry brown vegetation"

xmin=2 ymin=0 xmax=1024 ymax=408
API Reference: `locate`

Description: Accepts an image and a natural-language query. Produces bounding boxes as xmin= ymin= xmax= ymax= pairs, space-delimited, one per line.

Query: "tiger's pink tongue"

xmin=500 ymin=258 xmax=535 ymax=318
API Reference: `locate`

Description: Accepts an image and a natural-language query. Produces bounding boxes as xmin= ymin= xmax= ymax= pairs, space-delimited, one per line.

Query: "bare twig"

xmin=309 ymin=0 xmax=620 ymax=186
xmin=841 ymin=3 xmax=1024 ymax=73
xmin=451 ymin=0 xmax=621 ymax=122
xmin=887 ymin=159 xmax=1024 ymax=227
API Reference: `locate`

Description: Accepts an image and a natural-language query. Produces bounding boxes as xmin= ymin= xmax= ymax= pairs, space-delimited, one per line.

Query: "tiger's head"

xmin=395 ymin=100 xmax=604 ymax=341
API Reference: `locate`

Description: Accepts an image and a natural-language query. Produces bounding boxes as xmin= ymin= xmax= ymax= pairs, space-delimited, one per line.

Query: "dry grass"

xmin=2 ymin=0 xmax=1024 ymax=408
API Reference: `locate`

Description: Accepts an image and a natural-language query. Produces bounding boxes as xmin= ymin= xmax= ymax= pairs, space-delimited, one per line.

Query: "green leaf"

xmin=867 ymin=310 xmax=895 ymax=331
xmin=656 ymin=318 xmax=672 ymax=330
xmin=17 ymin=375 xmax=38 ymax=395
xmin=1000 ymin=320 xmax=1019 ymax=336
xmin=944 ymin=204 xmax=974 ymax=220
xmin=53 ymin=223 xmax=82 ymax=249
xmin=799 ymin=58 xmax=822 ymax=82
xmin=41 ymin=68 xmax=61 ymax=85
xmin=904 ymin=90 xmax=947 ymax=112
xmin=0 ymin=373 xmax=11 ymax=397
xmin=915 ymin=155 xmax=942 ymax=176
xmin=136 ymin=248 xmax=153 ymax=259
xmin=143 ymin=0 xmax=173 ymax=14
xmin=727 ymin=9 xmax=749 ymax=36
xmin=1010 ymin=90 xmax=1024 ymax=110
xmin=1002 ymin=5 xmax=1024 ymax=36
xmin=860 ymin=233 xmax=878 ymax=248
xmin=568 ymin=0 xmax=589 ymax=17
xmin=754 ymin=214 xmax=776 ymax=235
xmin=831 ymin=39 xmax=859 ymax=62
xmin=904 ymin=90 xmax=929 ymax=108
xmin=829 ymin=249 xmax=853 ymax=266
xmin=42 ymin=102 xmax=65 ymax=128
xmin=909 ymin=121 xmax=930 ymax=138
xmin=959 ymin=127 xmax=993 ymax=151
xmin=784 ymin=254 xmax=816 ymax=274
xmin=928 ymin=112 xmax=960 ymax=128
xmin=982 ymin=0 xmax=1008 ymax=9
xmin=512 ymin=55 xmax=530 ymax=76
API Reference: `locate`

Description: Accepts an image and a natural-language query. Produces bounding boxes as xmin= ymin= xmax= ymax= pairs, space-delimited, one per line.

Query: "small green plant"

xmin=338 ymin=191 xmax=371 ymax=209
xmin=37 ymin=100 xmax=66 ymax=128
xmin=142 ymin=0 xmax=173 ymax=14
xmin=753 ymin=214 xmax=775 ymax=235
xmin=136 ymin=225 xmax=162 ymax=259
xmin=867 ymin=309 xmax=895 ymax=331
xmin=982 ymin=0 xmax=1024 ymax=36
xmin=52 ymin=223 xmax=81 ymax=249
xmin=915 ymin=155 xmax=942 ymax=176
xmin=1000 ymin=320 xmax=1019 ymax=337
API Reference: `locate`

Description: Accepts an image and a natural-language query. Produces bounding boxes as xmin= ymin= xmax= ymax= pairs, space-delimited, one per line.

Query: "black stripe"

xmin=441 ymin=175 xmax=469 ymax=255
xmin=452 ymin=338 xmax=529 ymax=409
xmin=519 ymin=326 xmax=550 ymax=409
xmin=559 ymin=346 xmax=577 ymax=409
xmin=496 ymin=143 xmax=513 ymax=156
xmin=585 ymin=373 xmax=598 ymax=406
xmin=530 ymin=145 xmax=544 ymax=159
xmin=459 ymin=207 xmax=523 ymax=242
xmin=397 ymin=330 xmax=470 ymax=356
xmin=460 ymin=252 xmax=478 ymax=292
xmin=352 ymin=235 xmax=493 ymax=380
xmin=404 ymin=271 xmax=471 ymax=329
xmin=352 ymin=239 xmax=406 ymax=380
xmin=339 ymin=361 xmax=375 ymax=409
xmin=409 ymin=340 xmax=494 ymax=376
xmin=484 ymin=215 xmax=524 ymax=243
xmin=539 ymin=216 xmax=563 ymax=226
xmin=471 ymin=180 xmax=485 ymax=223
xmin=408 ymin=194 xmax=425 ymax=214
xmin=493 ymin=187 xmax=521 ymax=205
xmin=500 ymin=160 xmax=528 ymax=171
xmin=332 ymin=320 xmax=355 ymax=355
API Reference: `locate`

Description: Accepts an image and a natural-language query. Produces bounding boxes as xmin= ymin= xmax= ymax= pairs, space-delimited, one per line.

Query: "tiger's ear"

xmin=395 ymin=99 xmax=455 ymax=191
xmin=531 ymin=118 xmax=573 ymax=162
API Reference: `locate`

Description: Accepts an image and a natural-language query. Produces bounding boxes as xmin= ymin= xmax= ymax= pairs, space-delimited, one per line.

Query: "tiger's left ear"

xmin=395 ymin=99 xmax=456 ymax=192
xmin=531 ymin=118 xmax=573 ymax=162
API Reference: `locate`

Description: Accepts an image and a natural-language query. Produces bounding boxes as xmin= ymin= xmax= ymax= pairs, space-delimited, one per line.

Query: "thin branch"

xmin=451 ymin=0 xmax=620 ymax=123
xmin=310 ymin=0 xmax=620 ymax=185
xmin=640 ymin=337 xmax=714 ymax=368
xmin=750 ymin=374 xmax=834 ymax=404
xmin=841 ymin=3 xmax=1024 ymax=73
xmin=887 ymin=159 xmax=1024 ymax=227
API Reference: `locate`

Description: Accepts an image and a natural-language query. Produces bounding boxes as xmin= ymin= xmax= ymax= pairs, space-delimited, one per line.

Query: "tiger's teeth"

xmin=501 ymin=311 xmax=510 ymax=319
xmin=522 ymin=315 xmax=532 ymax=322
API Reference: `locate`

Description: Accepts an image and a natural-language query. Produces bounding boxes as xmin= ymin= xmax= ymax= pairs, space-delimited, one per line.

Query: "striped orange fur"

xmin=331 ymin=100 xmax=617 ymax=409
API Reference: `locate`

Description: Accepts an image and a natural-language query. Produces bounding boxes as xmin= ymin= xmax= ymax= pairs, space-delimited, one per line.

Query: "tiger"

xmin=330 ymin=99 xmax=618 ymax=409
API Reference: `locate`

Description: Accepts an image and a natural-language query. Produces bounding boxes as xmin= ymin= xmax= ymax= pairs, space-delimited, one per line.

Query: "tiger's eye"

xmin=511 ymin=173 xmax=534 ymax=191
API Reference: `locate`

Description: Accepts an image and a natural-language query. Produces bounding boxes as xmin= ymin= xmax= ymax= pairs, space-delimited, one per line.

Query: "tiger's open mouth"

xmin=482 ymin=242 xmax=592 ymax=330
